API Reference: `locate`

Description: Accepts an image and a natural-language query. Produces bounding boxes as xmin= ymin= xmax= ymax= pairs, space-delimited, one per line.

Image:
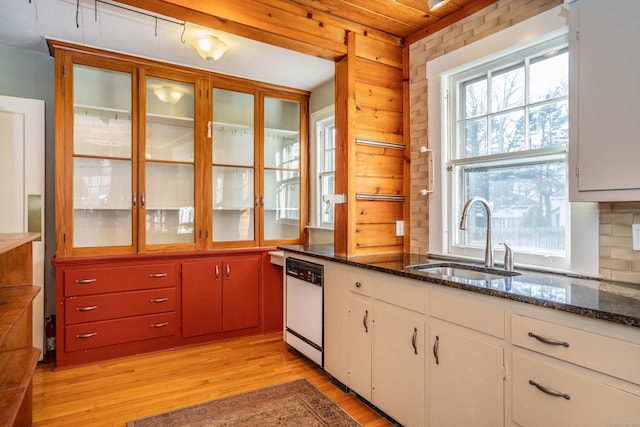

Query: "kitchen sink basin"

xmin=406 ymin=262 xmax=520 ymax=283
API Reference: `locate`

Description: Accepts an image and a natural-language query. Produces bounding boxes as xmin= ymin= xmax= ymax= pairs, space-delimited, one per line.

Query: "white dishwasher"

xmin=285 ymin=257 xmax=323 ymax=367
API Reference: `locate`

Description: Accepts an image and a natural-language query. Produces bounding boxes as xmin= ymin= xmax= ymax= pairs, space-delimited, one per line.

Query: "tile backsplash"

xmin=599 ymin=202 xmax=640 ymax=285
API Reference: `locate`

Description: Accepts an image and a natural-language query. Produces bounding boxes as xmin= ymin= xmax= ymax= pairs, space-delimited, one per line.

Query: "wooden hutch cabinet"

xmin=49 ymin=40 xmax=305 ymax=367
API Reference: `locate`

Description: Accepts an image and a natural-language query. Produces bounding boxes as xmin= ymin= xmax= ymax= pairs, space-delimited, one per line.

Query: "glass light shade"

xmin=428 ymin=0 xmax=448 ymax=10
xmin=194 ymin=36 xmax=228 ymax=61
xmin=153 ymin=86 xmax=185 ymax=104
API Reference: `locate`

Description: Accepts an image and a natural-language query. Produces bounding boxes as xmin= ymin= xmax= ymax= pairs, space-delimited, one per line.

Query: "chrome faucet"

xmin=459 ymin=197 xmax=493 ymax=268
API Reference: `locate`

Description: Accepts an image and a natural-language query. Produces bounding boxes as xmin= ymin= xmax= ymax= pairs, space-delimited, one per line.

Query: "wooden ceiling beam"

xmin=117 ymin=0 xmax=404 ymax=62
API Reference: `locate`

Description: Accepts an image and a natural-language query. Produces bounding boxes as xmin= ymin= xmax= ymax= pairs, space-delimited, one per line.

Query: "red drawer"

xmin=65 ymin=288 xmax=176 ymax=324
xmin=64 ymin=263 xmax=176 ymax=296
xmin=65 ymin=312 xmax=177 ymax=352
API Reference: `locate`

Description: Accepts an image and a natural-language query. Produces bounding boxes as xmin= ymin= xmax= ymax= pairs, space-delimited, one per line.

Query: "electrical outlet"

xmin=396 ymin=220 xmax=404 ymax=237
xmin=633 ymin=224 xmax=640 ymax=251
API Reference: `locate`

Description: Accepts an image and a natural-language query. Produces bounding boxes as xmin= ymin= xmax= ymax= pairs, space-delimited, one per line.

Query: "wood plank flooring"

xmin=32 ymin=332 xmax=392 ymax=426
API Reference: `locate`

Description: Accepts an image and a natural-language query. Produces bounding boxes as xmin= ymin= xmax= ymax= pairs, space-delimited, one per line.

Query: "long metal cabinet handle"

xmin=150 ymin=298 xmax=169 ymax=303
xmin=149 ymin=273 xmax=168 ymax=278
xmin=433 ymin=335 xmax=440 ymax=365
xmin=75 ymin=278 xmax=97 ymax=284
xmin=151 ymin=322 xmax=169 ymax=328
xmin=412 ymin=327 xmax=418 ymax=355
xmin=528 ymin=332 xmax=569 ymax=347
xmin=75 ymin=306 xmax=97 ymax=311
xmin=528 ymin=380 xmax=570 ymax=400
xmin=363 ymin=310 xmax=369 ymax=333
xmin=75 ymin=332 xmax=97 ymax=339
xmin=215 ymin=265 xmax=219 ymax=280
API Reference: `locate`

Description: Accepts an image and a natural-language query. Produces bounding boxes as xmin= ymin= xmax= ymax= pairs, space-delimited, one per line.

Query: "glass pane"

xmin=529 ymin=100 xmax=568 ymax=149
xmin=264 ymin=97 xmax=300 ymax=169
xmin=263 ymin=169 xmax=299 ymax=241
xmin=73 ymin=65 xmax=132 ymax=158
xmin=323 ymin=123 xmax=336 ymax=172
xmin=490 ymin=110 xmax=525 ymax=153
xmin=461 ymin=119 xmax=487 ymax=157
xmin=530 ymin=50 xmax=568 ymax=104
xmin=146 ymin=77 xmax=194 ymax=162
xmin=212 ymin=89 xmax=254 ymax=166
xmin=459 ymin=160 xmax=566 ymax=256
xmin=212 ymin=166 xmax=254 ymax=242
xmin=491 ymin=64 xmax=524 ymax=112
xmin=145 ymin=163 xmax=194 ymax=245
xmin=462 ymin=76 xmax=487 ymax=119
xmin=73 ymin=158 xmax=132 ymax=247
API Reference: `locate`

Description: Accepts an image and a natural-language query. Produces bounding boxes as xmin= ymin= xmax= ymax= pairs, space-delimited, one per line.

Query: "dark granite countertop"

xmin=279 ymin=244 xmax=640 ymax=329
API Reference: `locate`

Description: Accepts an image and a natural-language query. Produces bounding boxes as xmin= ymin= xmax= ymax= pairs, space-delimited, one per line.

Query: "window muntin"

xmin=448 ymin=38 xmax=569 ymax=265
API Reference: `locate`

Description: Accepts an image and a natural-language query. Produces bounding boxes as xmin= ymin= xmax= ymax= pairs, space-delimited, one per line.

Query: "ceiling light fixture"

xmin=153 ymin=86 xmax=185 ymax=104
xmin=428 ymin=0 xmax=448 ymax=10
xmin=193 ymin=35 xmax=228 ymax=61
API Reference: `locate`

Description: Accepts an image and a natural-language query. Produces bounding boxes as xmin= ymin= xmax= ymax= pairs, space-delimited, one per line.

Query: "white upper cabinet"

xmin=568 ymin=0 xmax=640 ymax=201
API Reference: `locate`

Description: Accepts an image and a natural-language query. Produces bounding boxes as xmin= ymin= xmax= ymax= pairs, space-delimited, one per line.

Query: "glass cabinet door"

xmin=144 ymin=75 xmax=195 ymax=246
xmin=263 ymin=96 xmax=301 ymax=241
xmin=211 ymin=88 xmax=256 ymax=244
xmin=72 ymin=64 xmax=133 ymax=249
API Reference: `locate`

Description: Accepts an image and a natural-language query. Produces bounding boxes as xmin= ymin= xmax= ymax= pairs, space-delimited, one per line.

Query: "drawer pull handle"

xmin=433 ymin=335 xmax=440 ymax=365
xmin=363 ymin=309 xmax=369 ymax=334
xmin=215 ymin=265 xmax=220 ymax=280
xmin=151 ymin=322 xmax=169 ymax=328
xmin=528 ymin=332 xmax=569 ymax=347
xmin=149 ymin=273 xmax=168 ymax=278
xmin=75 ymin=306 xmax=98 ymax=311
xmin=412 ymin=327 xmax=418 ymax=355
xmin=75 ymin=278 xmax=97 ymax=284
xmin=226 ymin=264 xmax=230 ymax=280
xmin=528 ymin=380 xmax=570 ymax=400
xmin=355 ymin=281 xmax=362 ymax=288
xmin=75 ymin=332 xmax=97 ymax=339
xmin=150 ymin=298 xmax=169 ymax=303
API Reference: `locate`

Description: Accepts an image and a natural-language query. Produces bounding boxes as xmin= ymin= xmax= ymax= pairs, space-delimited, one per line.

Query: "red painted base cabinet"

xmin=53 ymin=249 xmax=282 ymax=368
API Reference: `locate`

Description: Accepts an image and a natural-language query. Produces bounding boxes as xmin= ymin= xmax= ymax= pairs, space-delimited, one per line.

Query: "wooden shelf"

xmin=0 ymin=233 xmax=40 ymax=427
xmin=0 ymin=347 xmax=40 ymax=427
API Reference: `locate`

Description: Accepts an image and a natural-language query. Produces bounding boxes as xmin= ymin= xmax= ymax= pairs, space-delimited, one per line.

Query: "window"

xmin=447 ymin=37 xmax=569 ymax=267
xmin=310 ymin=105 xmax=335 ymax=228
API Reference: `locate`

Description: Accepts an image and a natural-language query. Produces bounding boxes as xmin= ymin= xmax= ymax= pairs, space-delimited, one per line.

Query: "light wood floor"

xmin=33 ymin=332 xmax=392 ymax=426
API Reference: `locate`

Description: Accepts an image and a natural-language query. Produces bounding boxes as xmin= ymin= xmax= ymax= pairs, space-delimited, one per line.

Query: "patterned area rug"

xmin=126 ymin=378 xmax=362 ymax=426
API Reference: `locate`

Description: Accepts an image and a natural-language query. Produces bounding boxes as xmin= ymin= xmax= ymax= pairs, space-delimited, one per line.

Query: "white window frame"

xmin=425 ymin=5 xmax=599 ymax=276
xmin=309 ymin=105 xmax=335 ymax=229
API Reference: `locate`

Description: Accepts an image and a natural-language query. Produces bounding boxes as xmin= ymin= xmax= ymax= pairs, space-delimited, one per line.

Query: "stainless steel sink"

xmin=406 ymin=262 xmax=520 ymax=283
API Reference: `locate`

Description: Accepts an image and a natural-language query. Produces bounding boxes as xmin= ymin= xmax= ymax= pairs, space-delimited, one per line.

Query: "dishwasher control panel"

xmin=286 ymin=258 xmax=323 ymax=286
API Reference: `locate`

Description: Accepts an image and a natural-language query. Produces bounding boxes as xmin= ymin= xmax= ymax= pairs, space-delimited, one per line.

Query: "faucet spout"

xmin=459 ymin=197 xmax=493 ymax=268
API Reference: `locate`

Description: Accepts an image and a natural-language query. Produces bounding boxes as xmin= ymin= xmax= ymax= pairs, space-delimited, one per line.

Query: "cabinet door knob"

xmin=433 ymin=335 xmax=440 ymax=365
xmin=412 ymin=327 xmax=418 ymax=355
xmin=355 ymin=281 xmax=362 ymax=288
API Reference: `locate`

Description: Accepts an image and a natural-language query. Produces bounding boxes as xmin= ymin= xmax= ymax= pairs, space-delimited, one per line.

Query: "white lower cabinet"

xmin=320 ymin=260 xmax=640 ymax=427
xmin=428 ymin=320 xmax=504 ymax=427
xmin=349 ymin=294 xmax=372 ymax=400
xmin=512 ymin=349 xmax=640 ymax=427
xmin=372 ymin=301 xmax=425 ymax=427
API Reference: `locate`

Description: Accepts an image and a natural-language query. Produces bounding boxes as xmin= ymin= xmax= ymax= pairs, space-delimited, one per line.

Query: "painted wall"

xmin=0 ymin=42 xmax=57 ymax=315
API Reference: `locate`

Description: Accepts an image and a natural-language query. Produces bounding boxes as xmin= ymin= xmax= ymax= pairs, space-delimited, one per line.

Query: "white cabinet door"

xmin=0 ymin=94 xmax=45 ymax=358
xmin=429 ymin=320 xmax=504 ymax=427
xmin=322 ymin=261 xmax=350 ymax=385
xmin=569 ymin=0 xmax=640 ymax=200
xmin=372 ymin=301 xmax=425 ymax=427
xmin=349 ymin=294 xmax=372 ymax=401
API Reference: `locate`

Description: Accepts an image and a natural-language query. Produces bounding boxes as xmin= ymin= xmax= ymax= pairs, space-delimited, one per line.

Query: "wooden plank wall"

xmin=335 ymin=32 xmax=406 ymax=257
